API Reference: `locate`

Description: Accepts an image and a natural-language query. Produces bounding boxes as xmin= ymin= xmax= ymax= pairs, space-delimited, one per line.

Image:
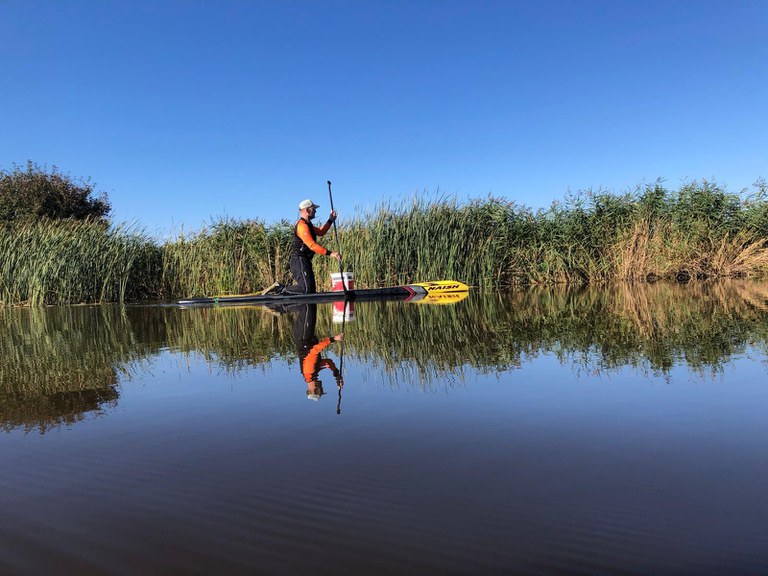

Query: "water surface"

xmin=1 ymin=282 xmax=767 ymax=575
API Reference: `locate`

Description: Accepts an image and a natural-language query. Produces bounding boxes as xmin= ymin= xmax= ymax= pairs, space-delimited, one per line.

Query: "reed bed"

xmin=0 ymin=219 xmax=157 ymax=306
xmin=2 ymin=180 xmax=768 ymax=306
xmin=327 ymin=180 xmax=768 ymax=290
xmin=161 ymin=218 xmax=292 ymax=298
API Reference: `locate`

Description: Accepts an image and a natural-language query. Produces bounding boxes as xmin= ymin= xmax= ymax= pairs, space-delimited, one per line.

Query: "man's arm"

xmin=316 ymin=211 xmax=337 ymax=236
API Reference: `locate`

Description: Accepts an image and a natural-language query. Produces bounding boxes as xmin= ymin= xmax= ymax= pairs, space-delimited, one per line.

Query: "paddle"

xmin=327 ymin=180 xmax=349 ymax=295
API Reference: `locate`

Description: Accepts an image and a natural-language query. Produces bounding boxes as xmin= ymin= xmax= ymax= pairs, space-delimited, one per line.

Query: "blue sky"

xmin=2 ymin=0 xmax=766 ymax=237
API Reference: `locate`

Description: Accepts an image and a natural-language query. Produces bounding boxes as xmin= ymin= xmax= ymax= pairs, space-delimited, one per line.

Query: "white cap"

xmin=299 ymin=199 xmax=320 ymax=210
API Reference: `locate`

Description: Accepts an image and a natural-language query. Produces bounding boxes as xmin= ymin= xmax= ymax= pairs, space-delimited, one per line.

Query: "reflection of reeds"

xmin=539 ymin=280 xmax=768 ymax=375
xmin=3 ymin=280 xmax=768 ymax=432
xmin=611 ymin=280 xmax=768 ymax=337
xmin=354 ymin=280 xmax=768 ymax=381
xmin=169 ymin=279 xmax=768 ymax=386
xmin=0 ymin=388 xmax=119 ymax=434
xmin=166 ymin=306 xmax=294 ymax=369
xmin=0 ymin=306 xmax=159 ymax=433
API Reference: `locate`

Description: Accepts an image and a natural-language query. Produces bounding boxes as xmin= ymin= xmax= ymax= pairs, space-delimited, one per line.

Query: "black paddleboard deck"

xmin=177 ymin=281 xmax=469 ymax=307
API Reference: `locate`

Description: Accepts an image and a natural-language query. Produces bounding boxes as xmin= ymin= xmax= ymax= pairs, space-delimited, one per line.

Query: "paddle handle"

xmin=327 ymin=180 xmax=335 ymax=212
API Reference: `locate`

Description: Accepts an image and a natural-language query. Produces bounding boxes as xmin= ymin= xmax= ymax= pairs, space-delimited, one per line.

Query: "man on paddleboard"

xmin=277 ymin=198 xmax=342 ymax=295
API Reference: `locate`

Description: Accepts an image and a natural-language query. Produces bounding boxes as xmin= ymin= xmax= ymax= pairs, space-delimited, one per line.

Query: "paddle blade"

xmin=410 ymin=280 xmax=470 ymax=294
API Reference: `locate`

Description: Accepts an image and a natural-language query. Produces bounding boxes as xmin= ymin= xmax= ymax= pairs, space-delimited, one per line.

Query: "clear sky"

xmin=2 ymin=0 xmax=766 ymax=237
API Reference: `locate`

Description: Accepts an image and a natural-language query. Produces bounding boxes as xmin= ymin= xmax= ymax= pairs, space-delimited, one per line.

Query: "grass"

xmin=2 ymin=179 xmax=768 ymax=306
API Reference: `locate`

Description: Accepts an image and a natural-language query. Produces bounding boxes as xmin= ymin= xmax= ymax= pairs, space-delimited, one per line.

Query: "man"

xmin=282 ymin=198 xmax=342 ymax=295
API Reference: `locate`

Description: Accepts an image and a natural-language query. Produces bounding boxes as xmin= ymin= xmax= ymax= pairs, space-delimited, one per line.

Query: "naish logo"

xmin=425 ymin=283 xmax=461 ymax=291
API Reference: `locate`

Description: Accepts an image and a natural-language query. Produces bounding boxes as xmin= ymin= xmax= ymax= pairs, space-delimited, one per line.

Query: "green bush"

xmin=0 ymin=161 xmax=111 ymax=224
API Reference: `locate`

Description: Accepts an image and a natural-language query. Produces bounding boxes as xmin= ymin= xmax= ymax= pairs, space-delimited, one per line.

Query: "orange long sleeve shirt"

xmin=296 ymin=219 xmax=332 ymax=256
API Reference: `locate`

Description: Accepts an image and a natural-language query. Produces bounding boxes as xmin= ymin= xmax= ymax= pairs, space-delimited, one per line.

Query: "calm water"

xmin=1 ymin=282 xmax=767 ymax=575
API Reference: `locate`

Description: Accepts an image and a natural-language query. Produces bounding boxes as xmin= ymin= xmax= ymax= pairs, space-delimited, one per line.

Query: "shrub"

xmin=0 ymin=161 xmax=111 ymax=224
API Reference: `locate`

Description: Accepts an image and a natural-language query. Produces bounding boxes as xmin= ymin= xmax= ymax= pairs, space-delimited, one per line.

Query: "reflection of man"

xmin=291 ymin=303 xmax=344 ymax=400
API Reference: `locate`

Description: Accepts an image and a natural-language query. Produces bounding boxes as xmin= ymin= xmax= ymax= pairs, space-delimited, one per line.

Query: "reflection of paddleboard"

xmin=177 ymin=280 xmax=469 ymax=307
xmin=410 ymin=290 xmax=469 ymax=305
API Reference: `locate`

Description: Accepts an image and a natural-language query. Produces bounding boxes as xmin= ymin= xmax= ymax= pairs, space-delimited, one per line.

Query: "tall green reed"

xmin=315 ymin=181 xmax=768 ymax=289
xmin=161 ymin=218 xmax=292 ymax=297
xmin=0 ymin=219 xmax=156 ymax=306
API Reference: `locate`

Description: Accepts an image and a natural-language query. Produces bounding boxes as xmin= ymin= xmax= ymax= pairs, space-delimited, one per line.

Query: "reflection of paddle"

xmin=327 ymin=180 xmax=349 ymax=296
xmin=337 ymin=299 xmax=348 ymax=415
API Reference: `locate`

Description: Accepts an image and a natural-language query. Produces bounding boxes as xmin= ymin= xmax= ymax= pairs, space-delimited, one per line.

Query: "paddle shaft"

xmin=327 ymin=180 xmax=349 ymax=293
